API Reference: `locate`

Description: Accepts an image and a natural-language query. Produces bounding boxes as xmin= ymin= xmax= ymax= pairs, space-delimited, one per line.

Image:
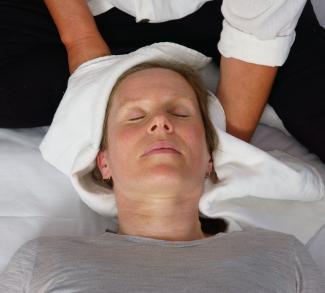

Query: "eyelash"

xmin=129 ymin=117 xmax=144 ymax=121
xmin=128 ymin=113 xmax=189 ymax=121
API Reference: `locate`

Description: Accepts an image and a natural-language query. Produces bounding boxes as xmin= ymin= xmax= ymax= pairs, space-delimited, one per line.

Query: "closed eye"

xmin=172 ymin=113 xmax=189 ymax=118
xmin=128 ymin=116 xmax=145 ymax=121
xmin=128 ymin=113 xmax=189 ymax=121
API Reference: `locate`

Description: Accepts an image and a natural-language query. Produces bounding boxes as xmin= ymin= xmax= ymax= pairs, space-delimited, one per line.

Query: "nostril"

xmin=149 ymin=117 xmax=173 ymax=132
xmin=150 ymin=124 xmax=170 ymax=131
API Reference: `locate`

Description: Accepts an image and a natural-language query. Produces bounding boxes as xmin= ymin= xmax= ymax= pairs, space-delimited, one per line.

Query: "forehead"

xmin=112 ymin=67 xmax=198 ymax=106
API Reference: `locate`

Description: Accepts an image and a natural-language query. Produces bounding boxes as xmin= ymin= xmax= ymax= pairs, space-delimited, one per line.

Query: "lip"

xmin=142 ymin=141 xmax=181 ymax=157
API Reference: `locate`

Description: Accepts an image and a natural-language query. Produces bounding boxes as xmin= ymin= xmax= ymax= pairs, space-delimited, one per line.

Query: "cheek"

xmin=179 ymin=123 xmax=209 ymax=178
xmin=115 ymin=128 xmax=137 ymax=148
xmin=182 ymin=123 xmax=208 ymax=155
xmin=106 ymin=126 xmax=140 ymax=166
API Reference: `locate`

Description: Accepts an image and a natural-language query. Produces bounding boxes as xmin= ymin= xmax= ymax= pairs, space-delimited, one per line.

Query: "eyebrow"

xmin=118 ymin=95 xmax=196 ymax=111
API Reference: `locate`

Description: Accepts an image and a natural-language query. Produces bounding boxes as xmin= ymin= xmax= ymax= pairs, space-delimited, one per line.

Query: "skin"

xmin=217 ymin=56 xmax=278 ymax=141
xmin=97 ymin=68 xmax=213 ymax=241
xmin=44 ymin=0 xmax=111 ymax=73
xmin=45 ymin=0 xmax=277 ymax=140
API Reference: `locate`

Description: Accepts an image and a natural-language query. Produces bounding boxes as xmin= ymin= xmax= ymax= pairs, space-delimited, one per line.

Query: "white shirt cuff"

xmin=86 ymin=0 xmax=114 ymax=16
xmin=217 ymin=20 xmax=296 ymax=67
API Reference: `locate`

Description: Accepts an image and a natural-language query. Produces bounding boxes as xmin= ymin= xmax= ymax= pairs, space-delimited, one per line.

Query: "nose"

xmin=147 ymin=114 xmax=174 ymax=134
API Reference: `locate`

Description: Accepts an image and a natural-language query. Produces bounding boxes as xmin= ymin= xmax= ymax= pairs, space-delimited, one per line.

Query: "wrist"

xmin=63 ymin=32 xmax=107 ymax=49
xmin=66 ymin=36 xmax=111 ymax=73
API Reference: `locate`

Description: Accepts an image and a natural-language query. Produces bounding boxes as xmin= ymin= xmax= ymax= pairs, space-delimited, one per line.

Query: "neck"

xmin=116 ymin=196 xmax=207 ymax=241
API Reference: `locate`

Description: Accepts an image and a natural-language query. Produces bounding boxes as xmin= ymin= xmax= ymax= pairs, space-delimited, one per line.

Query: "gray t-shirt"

xmin=0 ymin=228 xmax=324 ymax=293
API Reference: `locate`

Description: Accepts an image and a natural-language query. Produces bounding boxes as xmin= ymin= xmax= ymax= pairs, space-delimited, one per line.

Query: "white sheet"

xmin=38 ymin=43 xmax=324 ymax=248
xmin=1 ymin=55 xmax=325 ymax=276
xmin=0 ymin=127 xmax=111 ymax=273
xmin=1 ymin=120 xmax=324 ymax=275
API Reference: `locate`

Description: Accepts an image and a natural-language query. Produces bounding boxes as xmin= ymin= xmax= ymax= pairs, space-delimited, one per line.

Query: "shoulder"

xmin=226 ymin=227 xmax=300 ymax=256
xmin=7 ymin=235 xmax=101 ymax=262
xmin=29 ymin=235 xmax=97 ymax=251
xmin=230 ymin=227 xmax=297 ymax=243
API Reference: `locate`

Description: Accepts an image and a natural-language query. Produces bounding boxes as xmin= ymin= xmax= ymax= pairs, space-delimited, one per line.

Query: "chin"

xmin=147 ymin=166 xmax=184 ymax=179
xmin=143 ymin=172 xmax=200 ymax=190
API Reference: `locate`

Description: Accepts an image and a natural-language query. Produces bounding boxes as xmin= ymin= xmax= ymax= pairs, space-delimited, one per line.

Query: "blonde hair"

xmin=92 ymin=61 xmax=219 ymax=187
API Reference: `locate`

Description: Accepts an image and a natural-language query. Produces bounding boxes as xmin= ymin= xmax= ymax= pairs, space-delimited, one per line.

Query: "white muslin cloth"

xmin=39 ymin=42 xmax=324 ymax=244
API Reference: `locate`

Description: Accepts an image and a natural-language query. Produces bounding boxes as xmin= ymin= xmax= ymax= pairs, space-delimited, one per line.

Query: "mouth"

xmin=143 ymin=148 xmax=180 ymax=156
xmin=142 ymin=141 xmax=181 ymax=157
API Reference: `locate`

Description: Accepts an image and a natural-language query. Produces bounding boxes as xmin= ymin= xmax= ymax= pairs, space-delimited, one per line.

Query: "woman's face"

xmin=97 ymin=67 xmax=212 ymax=197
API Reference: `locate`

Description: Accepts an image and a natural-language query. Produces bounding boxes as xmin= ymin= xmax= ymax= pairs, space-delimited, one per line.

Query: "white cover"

xmin=1 ymin=61 xmax=325 ymax=275
xmin=1 ymin=122 xmax=325 ymax=275
xmin=0 ymin=127 xmax=111 ymax=274
xmin=39 ymin=42 xmax=324 ymax=245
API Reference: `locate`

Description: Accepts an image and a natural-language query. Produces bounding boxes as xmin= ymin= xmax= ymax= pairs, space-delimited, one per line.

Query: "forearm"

xmin=217 ymin=56 xmax=278 ymax=141
xmin=44 ymin=0 xmax=101 ymax=45
xmin=44 ymin=0 xmax=110 ymax=72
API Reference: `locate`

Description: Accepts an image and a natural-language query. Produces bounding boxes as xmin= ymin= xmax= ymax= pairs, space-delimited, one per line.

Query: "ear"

xmin=96 ymin=150 xmax=111 ymax=180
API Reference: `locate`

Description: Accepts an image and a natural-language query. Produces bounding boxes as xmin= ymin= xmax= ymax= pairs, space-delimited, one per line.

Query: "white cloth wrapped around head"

xmin=39 ymin=42 xmax=324 ymax=243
